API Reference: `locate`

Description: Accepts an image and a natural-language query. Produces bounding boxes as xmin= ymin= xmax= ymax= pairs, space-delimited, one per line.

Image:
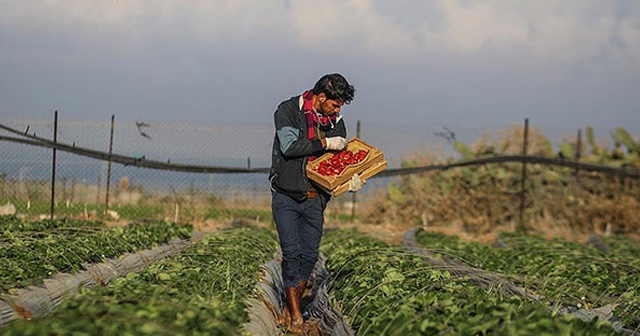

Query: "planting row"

xmin=320 ymin=229 xmax=620 ymax=335
xmin=1 ymin=226 xmax=279 ymax=335
xmin=0 ymin=216 xmax=192 ymax=292
xmin=2 ymin=219 xmax=631 ymax=335
xmin=415 ymin=231 xmax=640 ymax=328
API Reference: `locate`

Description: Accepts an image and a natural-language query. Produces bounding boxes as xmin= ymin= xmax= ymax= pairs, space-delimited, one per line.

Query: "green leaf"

xmin=157 ymin=273 xmax=171 ymax=281
xmin=383 ymin=268 xmax=405 ymax=282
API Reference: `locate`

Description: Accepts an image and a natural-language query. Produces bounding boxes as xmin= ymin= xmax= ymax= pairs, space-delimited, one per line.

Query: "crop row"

xmin=1 ymin=226 xmax=279 ymax=335
xmin=320 ymin=229 xmax=620 ymax=335
xmin=0 ymin=216 xmax=192 ymax=292
xmin=1 ymin=219 xmax=633 ymax=335
xmin=415 ymin=231 xmax=640 ymax=328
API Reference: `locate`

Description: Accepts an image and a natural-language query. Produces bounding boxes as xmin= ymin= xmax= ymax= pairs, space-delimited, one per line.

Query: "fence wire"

xmin=2 ymin=117 xmax=424 ymax=223
xmin=1 ymin=117 xmax=277 ymax=222
xmin=1 ymin=116 xmax=638 ymax=228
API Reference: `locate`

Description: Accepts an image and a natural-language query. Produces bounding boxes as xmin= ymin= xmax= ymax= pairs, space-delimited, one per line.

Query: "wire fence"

xmin=1 ymin=115 xmax=437 ymax=224
xmin=1 ymin=116 xmax=275 ymax=223
xmin=1 ymin=115 xmax=638 ymax=230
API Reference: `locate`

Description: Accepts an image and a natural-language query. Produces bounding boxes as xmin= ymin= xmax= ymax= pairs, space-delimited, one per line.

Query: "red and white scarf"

xmin=301 ymin=90 xmax=339 ymax=141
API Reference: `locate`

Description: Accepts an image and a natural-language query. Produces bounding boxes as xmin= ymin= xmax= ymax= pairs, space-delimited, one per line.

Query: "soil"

xmin=109 ymin=214 xmax=639 ymax=247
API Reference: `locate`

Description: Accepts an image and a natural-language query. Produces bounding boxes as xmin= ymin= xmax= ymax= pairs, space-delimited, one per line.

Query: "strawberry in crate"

xmin=312 ymin=148 xmax=369 ymax=176
xmin=306 ymin=137 xmax=387 ymax=197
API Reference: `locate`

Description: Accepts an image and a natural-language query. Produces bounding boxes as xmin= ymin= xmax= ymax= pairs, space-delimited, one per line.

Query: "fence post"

xmin=50 ymin=110 xmax=58 ymax=220
xmin=96 ymin=174 xmax=101 ymax=205
xmin=574 ymin=129 xmax=582 ymax=182
xmin=575 ymin=129 xmax=582 ymax=160
xmin=517 ymin=118 xmax=529 ymax=232
xmin=71 ymin=178 xmax=76 ymax=203
xmin=61 ymin=176 xmax=67 ymax=203
xmin=0 ymin=173 xmax=5 ymax=199
xmin=350 ymin=120 xmax=361 ymax=222
xmin=105 ymin=114 xmax=115 ymax=217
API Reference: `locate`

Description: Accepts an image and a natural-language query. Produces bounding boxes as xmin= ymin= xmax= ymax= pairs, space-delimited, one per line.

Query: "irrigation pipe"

xmin=0 ymin=125 xmax=268 ymax=174
xmin=2 ymin=121 xmax=639 ymax=178
xmin=378 ymin=155 xmax=640 ymax=179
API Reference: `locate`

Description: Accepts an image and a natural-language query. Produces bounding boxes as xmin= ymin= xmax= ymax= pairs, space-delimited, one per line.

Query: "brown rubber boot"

xmin=284 ymin=286 xmax=304 ymax=334
xmin=279 ymin=305 xmax=291 ymax=328
xmin=297 ymin=279 xmax=307 ymax=302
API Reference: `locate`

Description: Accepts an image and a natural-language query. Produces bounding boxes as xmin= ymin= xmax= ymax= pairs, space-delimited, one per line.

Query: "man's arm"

xmin=274 ymin=102 xmax=324 ymax=158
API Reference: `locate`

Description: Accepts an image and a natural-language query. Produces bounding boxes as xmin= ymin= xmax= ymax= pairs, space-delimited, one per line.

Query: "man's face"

xmin=319 ymin=94 xmax=344 ymax=115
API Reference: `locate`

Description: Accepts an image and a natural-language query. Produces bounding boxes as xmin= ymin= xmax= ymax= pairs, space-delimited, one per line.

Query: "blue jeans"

xmin=272 ymin=191 xmax=327 ymax=288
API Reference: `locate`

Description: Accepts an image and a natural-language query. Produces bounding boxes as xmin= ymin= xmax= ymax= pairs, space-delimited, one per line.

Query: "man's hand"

xmin=348 ymin=174 xmax=365 ymax=192
xmin=325 ymin=137 xmax=347 ymax=150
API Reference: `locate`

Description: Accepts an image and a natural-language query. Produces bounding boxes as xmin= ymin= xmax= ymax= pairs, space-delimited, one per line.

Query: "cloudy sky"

xmin=1 ymin=0 xmax=639 ymax=135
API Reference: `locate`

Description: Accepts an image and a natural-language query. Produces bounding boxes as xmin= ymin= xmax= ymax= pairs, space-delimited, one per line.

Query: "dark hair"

xmin=312 ymin=73 xmax=355 ymax=104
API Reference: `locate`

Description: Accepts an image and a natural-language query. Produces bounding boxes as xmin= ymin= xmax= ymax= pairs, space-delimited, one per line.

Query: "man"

xmin=269 ymin=73 xmax=359 ymax=332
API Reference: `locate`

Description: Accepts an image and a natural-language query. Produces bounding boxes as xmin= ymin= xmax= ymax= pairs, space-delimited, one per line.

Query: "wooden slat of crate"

xmin=306 ymin=137 xmax=384 ymax=190
xmin=329 ymin=159 xmax=388 ymax=197
xmin=308 ymin=152 xmax=384 ymax=190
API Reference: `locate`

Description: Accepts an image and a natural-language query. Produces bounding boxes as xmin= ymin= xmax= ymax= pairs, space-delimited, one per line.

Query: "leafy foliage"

xmin=321 ymin=229 xmax=619 ymax=335
xmin=416 ymin=231 xmax=640 ymax=328
xmin=0 ymin=216 xmax=192 ymax=292
xmin=364 ymin=125 xmax=640 ymax=234
xmin=1 ymin=227 xmax=278 ymax=335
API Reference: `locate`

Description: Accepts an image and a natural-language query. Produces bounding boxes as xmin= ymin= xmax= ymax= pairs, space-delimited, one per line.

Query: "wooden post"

xmin=0 ymin=173 xmax=5 ymax=199
xmin=350 ymin=120 xmax=361 ymax=222
xmin=71 ymin=178 xmax=76 ymax=203
xmin=105 ymin=114 xmax=115 ymax=216
xmin=61 ymin=176 xmax=67 ymax=202
xmin=575 ymin=129 xmax=582 ymax=160
xmin=96 ymin=174 xmax=101 ymax=205
xmin=517 ymin=118 xmax=529 ymax=232
xmin=574 ymin=129 xmax=582 ymax=182
xmin=50 ymin=111 xmax=58 ymax=220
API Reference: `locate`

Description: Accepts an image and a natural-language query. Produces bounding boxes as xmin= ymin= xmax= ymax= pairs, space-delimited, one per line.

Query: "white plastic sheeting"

xmin=0 ymin=236 xmax=195 ymax=328
xmin=243 ymin=253 xmax=354 ymax=336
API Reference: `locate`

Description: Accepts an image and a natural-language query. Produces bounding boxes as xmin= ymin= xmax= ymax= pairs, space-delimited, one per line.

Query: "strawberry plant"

xmin=1 ymin=217 xmax=635 ymax=334
xmin=1 ymin=227 xmax=278 ymax=335
xmin=321 ymin=228 xmax=620 ymax=335
xmin=415 ymin=230 xmax=640 ymax=328
xmin=0 ymin=216 xmax=191 ymax=292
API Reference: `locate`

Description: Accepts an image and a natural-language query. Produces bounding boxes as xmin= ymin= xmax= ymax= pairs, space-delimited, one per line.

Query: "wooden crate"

xmin=307 ymin=137 xmax=387 ymax=196
xmin=329 ymin=158 xmax=387 ymax=197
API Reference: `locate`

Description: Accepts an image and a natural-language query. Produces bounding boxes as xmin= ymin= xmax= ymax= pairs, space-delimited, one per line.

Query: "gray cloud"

xmin=0 ymin=0 xmax=638 ymax=137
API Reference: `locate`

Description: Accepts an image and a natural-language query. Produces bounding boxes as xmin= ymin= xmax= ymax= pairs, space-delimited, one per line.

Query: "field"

xmin=1 ymin=216 xmax=638 ymax=335
xmin=1 ymin=124 xmax=639 ymax=335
